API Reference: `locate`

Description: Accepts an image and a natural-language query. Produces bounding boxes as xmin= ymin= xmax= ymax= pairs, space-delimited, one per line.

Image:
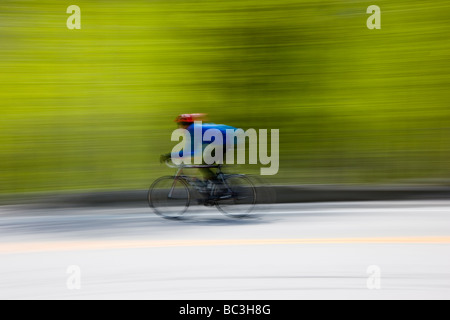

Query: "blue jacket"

xmin=173 ymin=122 xmax=237 ymax=159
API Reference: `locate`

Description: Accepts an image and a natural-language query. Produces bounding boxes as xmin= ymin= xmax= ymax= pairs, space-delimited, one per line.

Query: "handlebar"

xmin=164 ymin=159 xmax=223 ymax=169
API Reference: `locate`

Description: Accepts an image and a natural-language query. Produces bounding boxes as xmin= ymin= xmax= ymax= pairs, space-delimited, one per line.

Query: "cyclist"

xmin=160 ymin=113 xmax=237 ymax=184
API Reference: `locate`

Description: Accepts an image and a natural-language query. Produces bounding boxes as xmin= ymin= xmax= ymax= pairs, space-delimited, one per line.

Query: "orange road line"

xmin=1 ymin=236 xmax=450 ymax=254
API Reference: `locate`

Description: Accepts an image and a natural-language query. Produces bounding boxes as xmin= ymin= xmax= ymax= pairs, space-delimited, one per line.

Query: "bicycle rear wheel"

xmin=215 ymin=175 xmax=256 ymax=218
xmin=148 ymin=176 xmax=190 ymax=219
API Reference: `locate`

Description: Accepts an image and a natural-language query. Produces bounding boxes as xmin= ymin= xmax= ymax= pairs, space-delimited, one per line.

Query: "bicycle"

xmin=148 ymin=160 xmax=257 ymax=219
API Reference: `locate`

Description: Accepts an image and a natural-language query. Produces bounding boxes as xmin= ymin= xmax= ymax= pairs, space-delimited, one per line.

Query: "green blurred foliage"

xmin=1 ymin=0 xmax=450 ymax=193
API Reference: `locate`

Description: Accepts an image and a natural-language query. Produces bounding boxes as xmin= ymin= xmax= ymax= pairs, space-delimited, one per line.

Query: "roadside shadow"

xmin=174 ymin=212 xmax=271 ymax=226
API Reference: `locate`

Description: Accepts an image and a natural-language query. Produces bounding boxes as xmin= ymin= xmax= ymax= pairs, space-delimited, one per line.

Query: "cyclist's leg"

xmin=199 ymin=167 xmax=216 ymax=181
xmin=204 ymin=147 xmax=231 ymax=198
xmin=199 ymin=145 xmax=225 ymax=181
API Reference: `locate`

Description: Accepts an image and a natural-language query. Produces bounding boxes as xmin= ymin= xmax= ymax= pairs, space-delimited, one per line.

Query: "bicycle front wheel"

xmin=148 ymin=176 xmax=190 ymax=219
xmin=215 ymin=175 xmax=256 ymax=218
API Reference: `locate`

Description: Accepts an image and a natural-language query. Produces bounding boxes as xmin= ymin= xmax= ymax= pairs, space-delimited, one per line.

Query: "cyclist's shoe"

xmin=218 ymin=193 xmax=233 ymax=200
xmin=207 ymin=189 xmax=233 ymax=201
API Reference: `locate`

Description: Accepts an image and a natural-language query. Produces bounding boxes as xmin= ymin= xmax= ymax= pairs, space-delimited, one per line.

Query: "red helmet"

xmin=175 ymin=113 xmax=206 ymax=123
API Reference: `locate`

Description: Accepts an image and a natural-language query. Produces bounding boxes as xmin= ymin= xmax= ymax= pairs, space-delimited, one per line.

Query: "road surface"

xmin=0 ymin=200 xmax=449 ymax=300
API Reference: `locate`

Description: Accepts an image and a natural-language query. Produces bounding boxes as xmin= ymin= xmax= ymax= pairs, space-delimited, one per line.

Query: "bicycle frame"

xmin=149 ymin=160 xmax=257 ymax=219
xmin=166 ymin=161 xmax=232 ymax=197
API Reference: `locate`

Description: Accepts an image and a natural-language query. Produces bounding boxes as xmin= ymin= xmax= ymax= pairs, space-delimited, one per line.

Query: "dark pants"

xmin=199 ymin=146 xmax=228 ymax=181
xmin=199 ymin=167 xmax=216 ymax=181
